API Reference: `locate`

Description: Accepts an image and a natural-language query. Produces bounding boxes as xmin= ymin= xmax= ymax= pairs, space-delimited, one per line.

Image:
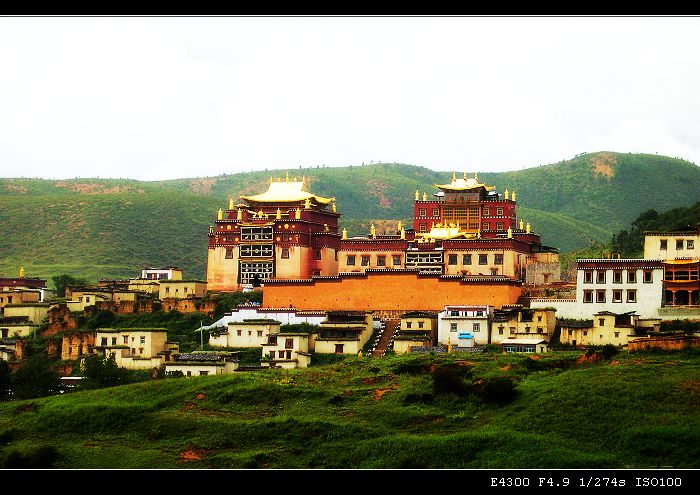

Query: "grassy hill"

xmin=0 ymin=349 xmax=697 ymax=468
xmin=1 ymin=152 xmax=699 ymax=283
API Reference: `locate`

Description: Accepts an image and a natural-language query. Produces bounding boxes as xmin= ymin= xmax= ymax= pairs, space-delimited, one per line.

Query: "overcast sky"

xmin=1 ymin=17 xmax=699 ymax=181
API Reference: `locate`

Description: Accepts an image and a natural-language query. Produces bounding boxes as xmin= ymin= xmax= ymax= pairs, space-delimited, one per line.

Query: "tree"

xmin=0 ymin=360 xmax=11 ymax=401
xmin=80 ymin=354 xmax=131 ymax=389
xmin=11 ymin=354 xmax=61 ymax=400
xmin=52 ymin=274 xmax=89 ymax=298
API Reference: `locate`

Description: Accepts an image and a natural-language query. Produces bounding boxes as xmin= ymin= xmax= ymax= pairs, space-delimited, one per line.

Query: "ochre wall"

xmin=263 ymin=273 xmax=522 ymax=311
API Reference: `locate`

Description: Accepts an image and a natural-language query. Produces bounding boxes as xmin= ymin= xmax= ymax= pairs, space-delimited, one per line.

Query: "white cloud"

xmin=1 ymin=16 xmax=699 ymax=180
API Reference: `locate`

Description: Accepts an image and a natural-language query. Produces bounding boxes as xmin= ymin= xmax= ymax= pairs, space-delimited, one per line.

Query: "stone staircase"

xmin=371 ymin=319 xmax=400 ymax=357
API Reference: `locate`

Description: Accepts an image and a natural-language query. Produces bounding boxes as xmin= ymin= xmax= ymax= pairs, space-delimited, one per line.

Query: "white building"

xmin=531 ymin=259 xmax=664 ymax=319
xmin=209 ymin=319 xmax=282 ymax=348
xmin=437 ymin=305 xmax=493 ymax=346
xmin=499 ymin=339 xmax=548 ymax=353
xmin=202 ymin=305 xmax=326 ymax=332
xmin=140 ymin=267 xmax=183 ymax=281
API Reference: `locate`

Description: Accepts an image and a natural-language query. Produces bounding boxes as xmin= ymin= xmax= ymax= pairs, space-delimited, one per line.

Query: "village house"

xmin=490 ymin=306 xmax=557 ymax=344
xmin=393 ymin=311 xmax=438 ymax=354
xmin=499 ymin=338 xmax=549 ymax=353
xmin=261 ymin=332 xmax=314 ymax=368
xmin=158 ymin=280 xmax=207 ymax=300
xmin=209 ymin=319 xmax=282 ymax=348
xmin=2 ymin=302 xmax=50 ymax=325
xmin=164 ymin=351 xmax=239 ymax=377
xmin=315 ymin=311 xmax=374 ymax=354
xmin=93 ymin=328 xmax=179 ymax=370
xmin=437 ymin=305 xmax=493 ymax=347
xmin=559 ymin=311 xmax=649 ymax=347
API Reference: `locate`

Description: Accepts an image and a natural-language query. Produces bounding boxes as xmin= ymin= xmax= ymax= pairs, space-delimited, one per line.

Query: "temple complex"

xmin=206 ymin=172 xmax=558 ymax=302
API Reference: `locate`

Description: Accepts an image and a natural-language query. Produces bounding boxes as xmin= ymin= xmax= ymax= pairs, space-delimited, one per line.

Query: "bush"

xmin=11 ymin=354 xmax=61 ymax=400
xmin=80 ymin=354 xmax=133 ymax=390
xmin=600 ymin=344 xmax=620 ymax=360
xmin=1 ymin=446 xmax=60 ymax=468
xmin=393 ymin=357 xmax=432 ymax=375
xmin=476 ymin=376 xmax=518 ymax=404
xmin=432 ymin=364 xmax=474 ymax=397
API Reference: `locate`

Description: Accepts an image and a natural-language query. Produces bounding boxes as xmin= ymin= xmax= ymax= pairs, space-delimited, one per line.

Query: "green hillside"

xmin=0 ymin=349 xmax=697 ymax=468
xmin=1 ymin=152 xmax=699 ymax=283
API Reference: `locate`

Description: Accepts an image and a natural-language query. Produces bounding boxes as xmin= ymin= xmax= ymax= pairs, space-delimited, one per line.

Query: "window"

xmin=285 ymin=338 xmax=293 ymax=349
xmin=537 ymin=327 xmax=543 ymax=334
xmin=282 ymin=232 xmax=290 ymax=242
xmin=479 ymin=254 xmax=488 ymax=265
xmin=569 ymin=330 xmax=574 ymax=337
xmin=450 ymin=310 xmax=459 ymax=316
xmin=496 ymin=222 xmax=504 ymax=231
xmin=139 ymin=348 xmax=144 ymax=354
xmin=225 ymin=248 xmax=233 ymax=259
xmin=123 ymin=336 xmax=129 ymax=344
xmin=111 ymin=337 xmax=116 ymax=345
xmin=418 ymin=321 xmax=424 ymax=329
xmin=199 ymin=371 xmax=209 ymax=376
xmin=613 ymin=290 xmax=622 ymax=303
xmin=286 ymin=350 xmax=292 ymax=359
xmin=483 ymin=207 xmax=490 ymax=216
xmin=86 ymin=296 xmax=91 ymax=303
xmin=361 ymin=256 xmax=370 ymax=266
xmin=448 ymin=254 xmax=458 ymax=265
xmin=660 ymin=239 xmax=667 ymax=250
xmin=524 ymin=326 xmax=530 ymax=333
xmin=432 ymin=208 xmax=440 ymax=216
xmin=377 ymin=256 xmax=386 ymax=267
xmin=676 ymin=239 xmax=684 ymax=250
xmin=496 ymin=207 xmax=504 ymax=215
xmin=281 ymin=248 xmax=290 ymax=259
xmin=392 ymin=255 xmax=401 ymax=266
xmin=643 ymin=270 xmax=653 ymax=283
xmin=473 ymin=323 xmax=480 ymax=332
xmin=583 ymin=290 xmax=593 ymax=303
xmin=347 ymin=255 xmax=355 ymax=266
xmin=596 ymin=290 xmax=606 ymax=303
xmin=236 ymin=330 xmax=242 ymax=336
xmin=613 ymin=271 xmax=622 ymax=283
xmin=614 ymin=332 xmax=620 ymax=338
xmin=490 ymin=268 xmax=498 ymax=275
xmin=314 ymin=249 xmax=322 ymax=260
xmin=406 ymin=322 xmax=412 ymax=329
xmin=419 ymin=223 xmax=427 ymax=232
xmin=627 ymin=290 xmax=637 ymax=303
xmin=257 ymin=331 xmax=263 ymax=337
xmin=187 ymin=371 xmax=192 ymax=377
xmin=498 ymin=327 xmax=504 ymax=335
xmin=463 ymin=254 xmax=472 ymax=265
xmin=450 ymin=323 xmax=457 ymax=332
xmin=688 ymin=240 xmax=695 ymax=250
xmin=140 ymin=336 xmax=145 ymax=344
xmin=278 ymin=351 xmax=285 ymax=358
xmin=628 ymin=270 xmax=637 ymax=283
xmin=599 ymin=318 xmax=605 ymax=326
xmin=419 ymin=208 xmax=427 ymax=217
xmin=583 ymin=271 xmax=593 ymax=284
xmin=537 ymin=316 xmax=542 ymax=322
xmin=335 ymin=344 xmax=344 ymax=354
xmin=101 ymin=337 xmax=107 ymax=346
xmin=248 ymin=331 xmax=252 ymax=336
xmin=482 ymin=223 xmax=490 ymax=231
xmin=583 ymin=331 xmax=588 ymax=336
xmin=494 ymin=254 xmax=503 ymax=264
xmin=596 ymin=271 xmax=606 ymax=284
xmin=165 ymin=287 xmax=170 ymax=294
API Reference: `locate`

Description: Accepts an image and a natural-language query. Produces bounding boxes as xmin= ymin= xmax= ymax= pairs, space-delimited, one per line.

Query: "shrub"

xmin=476 ymin=376 xmax=518 ymax=404
xmin=1 ymin=446 xmax=60 ymax=468
xmin=432 ymin=364 xmax=474 ymax=397
xmin=600 ymin=344 xmax=620 ymax=360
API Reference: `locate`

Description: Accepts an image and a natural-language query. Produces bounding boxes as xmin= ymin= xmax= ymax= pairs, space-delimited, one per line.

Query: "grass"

xmin=0 ymin=348 xmax=698 ymax=468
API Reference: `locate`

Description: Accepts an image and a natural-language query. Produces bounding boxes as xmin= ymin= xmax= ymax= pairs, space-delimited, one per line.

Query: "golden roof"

xmin=241 ymin=178 xmax=332 ymax=204
xmin=435 ymin=172 xmax=495 ymax=191
xmin=415 ymin=223 xmax=475 ymax=241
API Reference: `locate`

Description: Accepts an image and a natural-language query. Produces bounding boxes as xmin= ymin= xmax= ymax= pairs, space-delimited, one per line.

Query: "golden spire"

xmin=276 ymin=207 xmax=282 ymax=220
xmin=526 ymin=222 xmax=531 ymax=234
xmin=415 ymin=190 xmax=419 ymax=201
xmin=217 ymin=208 xmax=223 ymax=220
xmin=504 ymin=188 xmax=509 ymax=200
xmin=19 ymin=266 xmax=25 ymax=278
xmin=507 ymin=226 xmax=513 ymax=238
xmin=324 ymin=223 xmax=329 ymax=232
xmin=285 ymin=171 xmax=289 ymax=182
xmin=304 ymin=198 xmax=311 ymax=209
xmin=422 ymin=192 xmax=427 ymax=201
xmin=342 ymin=228 xmax=348 ymax=240
xmin=295 ymin=207 xmax=301 ymax=219
xmin=397 ymin=220 xmax=403 ymax=232
xmin=400 ymin=228 xmax=405 ymax=240
xmin=519 ymin=219 xmax=524 ymax=230
xmin=512 ymin=190 xmax=516 ymax=202
xmin=370 ymin=223 xmax=376 ymax=238
xmin=331 ymin=202 xmax=337 ymax=213
xmin=209 ymin=225 xmax=214 ymax=234
xmin=228 ymin=197 xmax=234 ymax=210
xmin=236 ymin=208 xmax=242 ymax=220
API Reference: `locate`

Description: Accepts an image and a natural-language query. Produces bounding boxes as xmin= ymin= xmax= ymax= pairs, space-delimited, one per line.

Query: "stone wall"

xmin=61 ymin=332 xmax=95 ymax=361
xmin=628 ymin=335 xmax=700 ymax=352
